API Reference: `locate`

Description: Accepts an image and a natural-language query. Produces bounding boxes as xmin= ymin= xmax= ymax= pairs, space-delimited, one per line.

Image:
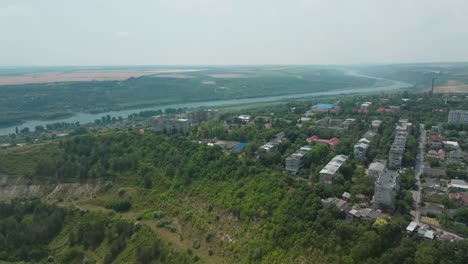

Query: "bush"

xmin=192 ymin=239 xmax=201 ymax=249
xmin=252 ymin=248 xmax=263 ymax=260
xmin=205 ymin=233 xmax=213 ymax=243
xmin=156 ymin=220 xmax=171 ymax=228
xmin=59 ymin=247 xmax=85 ymax=263
xmin=105 ymin=200 xmax=131 ymax=212
xmin=153 ymin=211 xmax=165 ymax=219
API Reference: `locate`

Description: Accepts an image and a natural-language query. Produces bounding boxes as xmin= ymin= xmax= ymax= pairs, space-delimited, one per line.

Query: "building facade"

xmin=373 ymin=170 xmax=399 ymax=209
xmin=151 ymin=116 xmax=190 ymax=134
xmin=367 ymin=160 xmax=387 ymax=179
xmin=448 ymin=110 xmax=468 ymax=126
xmin=285 ymin=146 xmax=313 ymax=175
xmin=319 ymin=155 xmax=348 ymax=185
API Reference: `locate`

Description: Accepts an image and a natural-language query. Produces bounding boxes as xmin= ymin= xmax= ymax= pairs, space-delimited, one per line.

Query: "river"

xmin=0 ymin=71 xmax=412 ymax=136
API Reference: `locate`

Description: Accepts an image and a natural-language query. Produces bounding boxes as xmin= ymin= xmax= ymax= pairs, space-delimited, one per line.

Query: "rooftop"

xmin=376 ymin=170 xmax=398 ymax=188
xmin=320 ymin=155 xmax=348 ymax=175
xmin=406 ymin=221 xmax=418 ymax=232
xmin=369 ymin=161 xmax=386 ymax=172
xmin=312 ymin=103 xmax=339 ymax=109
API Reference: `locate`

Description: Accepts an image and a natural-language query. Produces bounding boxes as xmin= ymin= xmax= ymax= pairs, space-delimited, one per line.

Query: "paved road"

xmin=412 ymin=125 xmax=465 ymax=240
xmin=414 ymin=124 xmax=425 ymax=222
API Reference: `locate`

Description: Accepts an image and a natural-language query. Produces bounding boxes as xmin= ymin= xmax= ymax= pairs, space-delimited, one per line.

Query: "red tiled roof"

xmin=449 ymin=193 xmax=468 ymax=205
xmin=307 ymin=135 xmax=340 ymax=149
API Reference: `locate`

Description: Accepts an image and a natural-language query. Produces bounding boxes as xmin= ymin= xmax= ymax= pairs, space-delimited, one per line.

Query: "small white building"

xmin=238 ymin=115 xmax=252 ymax=122
xmin=406 ymin=221 xmax=418 ymax=233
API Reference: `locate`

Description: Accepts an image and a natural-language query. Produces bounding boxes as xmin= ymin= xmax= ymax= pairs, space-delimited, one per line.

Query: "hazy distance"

xmin=1 ymin=0 xmax=468 ymax=66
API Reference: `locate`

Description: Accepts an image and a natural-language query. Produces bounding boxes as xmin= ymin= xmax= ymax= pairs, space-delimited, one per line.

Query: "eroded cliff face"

xmin=0 ymin=174 xmax=99 ymax=200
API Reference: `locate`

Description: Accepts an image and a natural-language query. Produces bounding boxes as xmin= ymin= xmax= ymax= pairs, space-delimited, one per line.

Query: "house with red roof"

xmin=429 ymin=135 xmax=444 ymax=149
xmin=307 ymin=135 xmax=340 ymax=150
xmin=448 ymin=193 xmax=468 ymax=206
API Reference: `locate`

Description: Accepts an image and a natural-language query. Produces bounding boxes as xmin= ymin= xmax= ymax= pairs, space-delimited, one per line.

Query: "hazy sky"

xmin=1 ymin=0 xmax=468 ymax=66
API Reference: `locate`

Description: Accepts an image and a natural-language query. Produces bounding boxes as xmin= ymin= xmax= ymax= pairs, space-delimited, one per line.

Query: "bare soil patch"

xmin=0 ymin=69 xmax=202 ymax=85
xmin=435 ymin=80 xmax=468 ymax=93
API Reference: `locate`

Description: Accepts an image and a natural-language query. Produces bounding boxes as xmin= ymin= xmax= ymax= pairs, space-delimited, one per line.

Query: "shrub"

xmin=153 ymin=211 xmax=165 ymax=219
xmin=156 ymin=220 xmax=171 ymax=228
xmin=192 ymin=239 xmax=201 ymax=249
xmin=205 ymin=233 xmax=213 ymax=243
xmin=105 ymin=200 xmax=131 ymax=212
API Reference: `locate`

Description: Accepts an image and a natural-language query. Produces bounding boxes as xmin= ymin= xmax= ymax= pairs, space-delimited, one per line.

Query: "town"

xmin=2 ymin=91 xmax=468 ymax=247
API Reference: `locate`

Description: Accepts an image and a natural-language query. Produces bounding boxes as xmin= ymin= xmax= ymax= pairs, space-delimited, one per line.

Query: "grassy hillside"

xmin=1 ymin=129 xmax=468 ymax=263
xmin=0 ymin=198 xmax=195 ymax=263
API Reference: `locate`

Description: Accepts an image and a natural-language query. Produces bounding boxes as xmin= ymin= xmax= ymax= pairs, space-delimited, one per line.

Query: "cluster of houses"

xmin=427 ymin=134 xmax=464 ymax=164
xmin=406 ymin=221 xmax=462 ymax=241
xmin=322 ymin=192 xmax=384 ymax=222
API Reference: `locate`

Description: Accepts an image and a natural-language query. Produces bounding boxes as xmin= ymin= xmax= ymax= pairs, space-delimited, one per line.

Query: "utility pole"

xmin=431 ymin=77 xmax=435 ymax=94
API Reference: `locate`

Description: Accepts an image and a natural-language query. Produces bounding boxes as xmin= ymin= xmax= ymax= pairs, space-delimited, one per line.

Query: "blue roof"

xmin=312 ymin=104 xmax=339 ymax=109
xmin=235 ymin=142 xmax=248 ymax=149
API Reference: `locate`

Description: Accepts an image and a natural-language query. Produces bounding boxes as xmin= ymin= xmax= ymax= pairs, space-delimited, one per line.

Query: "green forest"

xmin=0 ymin=199 xmax=193 ymax=263
xmin=1 ymin=127 xmax=468 ymax=263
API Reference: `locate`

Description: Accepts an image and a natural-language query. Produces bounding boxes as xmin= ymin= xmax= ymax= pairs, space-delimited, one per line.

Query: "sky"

xmin=1 ymin=0 xmax=468 ymax=66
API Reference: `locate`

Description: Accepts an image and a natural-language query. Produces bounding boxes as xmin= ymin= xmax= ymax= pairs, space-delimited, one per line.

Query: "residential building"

xmin=371 ymin=120 xmax=382 ymax=131
xmin=364 ymin=130 xmax=377 ymax=140
xmin=424 ymin=167 xmax=447 ymax=178
xmin=186 ymin=109 xmax=219 ymax=123
xmin=319 ymin=155 xmax=348 ymax=185
xmin=430 ymin=125 xmax=443 ymax=135
xmin=449 ymin=149 xmax=465 ymax=160
xmin=310 ymin=103 xmax=341 ymax=113
xmin=259 ymin=142 xmax=278 ymax=153
xmin=367 ymin=160 xmax=387 ymax=179
xmin=285 ymin=146 xmax=313 ymax=175
xmin=388 ymin=131 xmax=408 ymax=168
xmin=449 ymin=179 xmax=468 ymax=191
xmin=448 ymin=110 xmax=468 ymax=125
xmin=443 ymin=141 xmax=460 ymax=150
xmin=360 ymin=102 xmax=371 ymax=110
xmin=373 ymin=170 xmax=400 ymax=209
xmin=354 ymin=140 xmax=369 ymax=161
xmin=429 ymin=136 xmax=444 ymax=149
xmin=406 ymin=222 xmax=418 ymax=233
xmin=259 ymin=132 xmax=285 ymax=153
xmin=321 ymin=197 xmax=348 ymax=211
xmin=151 ymin=115 xmax=190 ymax=134
xmin=238 ymin=115 xmax=252 ymax=122
xmin=342 ymin=118 xmax=357 ymax=129
xmin=389 ymin=144 xmax=405 ymax=168
xmin=389 ymin=105 xmax=400 ymax=112
xmin=448 ymin=193 xmax=468 ymax=206
xmin=306 ymin=135 xmax=340 ymax=149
